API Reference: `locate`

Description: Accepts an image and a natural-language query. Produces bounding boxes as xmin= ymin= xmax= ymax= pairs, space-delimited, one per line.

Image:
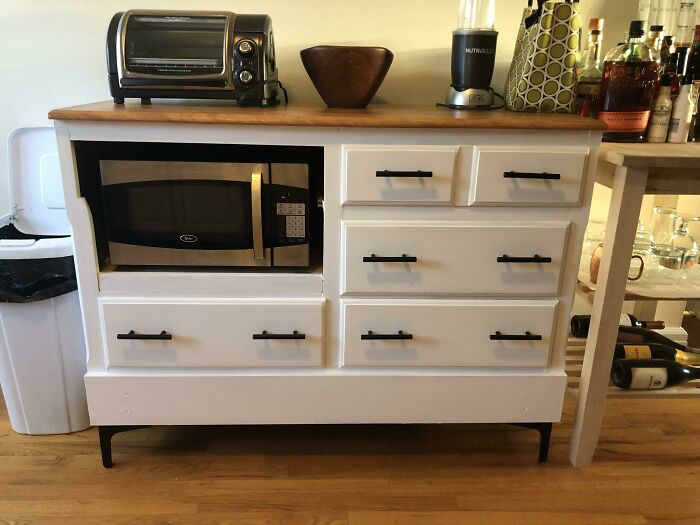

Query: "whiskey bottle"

xmin=598 ymin=21 xmax=660 ymax=142
xmin=614 ymin=343 xmax=700 ymax=365
xmin=611 ymin=359 xmax=700 ymax=390
xmin=570 ymin=314 xmax=665 ymax=338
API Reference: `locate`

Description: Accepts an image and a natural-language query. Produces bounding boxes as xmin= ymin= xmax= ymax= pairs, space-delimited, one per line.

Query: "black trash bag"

xmin=0 ymin=224 xmax=76 ymax=303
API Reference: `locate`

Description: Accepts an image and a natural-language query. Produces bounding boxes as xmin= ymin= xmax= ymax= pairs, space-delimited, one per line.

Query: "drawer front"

xmin=343 ymin=145 xmax=459 ymax=205
xmin=343 ymin=221 xmax=568 ymax=295
xmin=470 ymin=148 xmax=587 ymax=206
xmin=102 ymin=300 xmax=324 ymax=368
xmin=342 ymin=299 xmax=558 ymax=368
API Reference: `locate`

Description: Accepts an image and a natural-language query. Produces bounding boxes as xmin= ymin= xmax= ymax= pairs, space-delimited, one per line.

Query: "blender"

xmin=444 ymin=0 xmax=499 ymax=109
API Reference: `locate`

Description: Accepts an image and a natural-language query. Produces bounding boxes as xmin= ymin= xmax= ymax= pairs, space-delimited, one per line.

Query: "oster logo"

xmin=180 ymin=234 xmax=199 ymax=243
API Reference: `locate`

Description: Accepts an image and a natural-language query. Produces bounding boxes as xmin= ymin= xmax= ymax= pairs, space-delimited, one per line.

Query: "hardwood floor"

xmin=1 ymin=393 xmax=699 ymax=524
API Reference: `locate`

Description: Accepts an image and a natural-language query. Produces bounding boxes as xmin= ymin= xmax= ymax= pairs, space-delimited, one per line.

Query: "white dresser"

xmin=50 ymin=103 xmax=604 ymax=466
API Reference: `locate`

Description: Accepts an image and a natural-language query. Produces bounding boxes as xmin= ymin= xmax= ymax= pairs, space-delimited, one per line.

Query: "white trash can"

xmin=0 ymin=128 xmax=89 ymax=435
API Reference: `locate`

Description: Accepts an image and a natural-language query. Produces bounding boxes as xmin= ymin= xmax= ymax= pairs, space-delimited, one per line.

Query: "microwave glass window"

xmin=125 ymin=15 xmax=226 ymax=75
xmin=103 ymin=180 xmax=256 ymax=250
xmin=174 ymin=181 xmax=251 ymax=238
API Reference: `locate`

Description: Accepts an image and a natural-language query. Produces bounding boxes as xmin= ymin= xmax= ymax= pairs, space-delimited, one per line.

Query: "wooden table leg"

xmin=570 ymin=165 xmax=648 ymax=468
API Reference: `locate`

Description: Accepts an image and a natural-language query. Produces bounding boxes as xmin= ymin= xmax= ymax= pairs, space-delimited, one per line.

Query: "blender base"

xmin=445 ymin=86 xmax=496 ymax=109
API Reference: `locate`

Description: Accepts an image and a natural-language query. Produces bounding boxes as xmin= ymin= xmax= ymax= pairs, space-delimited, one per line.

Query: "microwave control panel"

xmin=272 ymin=185 xmax=309 ymax=245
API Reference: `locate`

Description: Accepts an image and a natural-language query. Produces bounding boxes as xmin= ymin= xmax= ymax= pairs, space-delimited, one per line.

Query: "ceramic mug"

xmin=589 ymin=244 xmax=644 ymax=285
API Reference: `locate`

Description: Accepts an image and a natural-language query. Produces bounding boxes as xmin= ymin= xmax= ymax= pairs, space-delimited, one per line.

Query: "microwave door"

xmin=172 ymin=176 xmax=271 ymax=267
xmin=100 ymin=161 xmax=271 ymax=267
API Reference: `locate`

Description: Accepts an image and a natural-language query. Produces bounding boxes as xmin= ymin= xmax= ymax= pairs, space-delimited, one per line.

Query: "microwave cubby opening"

xmin=73 ymin=141 xmax=324 ymax=273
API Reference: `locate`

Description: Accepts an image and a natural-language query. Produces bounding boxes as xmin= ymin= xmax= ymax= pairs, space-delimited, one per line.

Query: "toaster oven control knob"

xmin=237 ymin=40 xmax=255 ymax=57
xmin=238 ymin=69 xmax=255 ymax=85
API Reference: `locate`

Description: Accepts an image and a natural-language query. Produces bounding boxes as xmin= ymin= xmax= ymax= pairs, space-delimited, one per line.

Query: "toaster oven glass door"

xmin=99 ymin=161 xmax=271 ymax=267
xmin=123 ymin=14 xmax=228 ymax=82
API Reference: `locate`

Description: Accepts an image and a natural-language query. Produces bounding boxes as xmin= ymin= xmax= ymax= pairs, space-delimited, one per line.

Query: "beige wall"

xmin=0 ymin=0 xmax=635 ymax=215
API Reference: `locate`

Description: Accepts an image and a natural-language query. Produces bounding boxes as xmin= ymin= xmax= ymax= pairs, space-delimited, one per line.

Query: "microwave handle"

xmin=251 ymin=172 xmax=265 ymax=260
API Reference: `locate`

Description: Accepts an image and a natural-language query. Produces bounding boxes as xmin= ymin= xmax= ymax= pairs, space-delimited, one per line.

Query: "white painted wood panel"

xmin=342 ymin=221 xmax=569 ymax=296
xmin=101 ymin=299 xmax=325 ymax=368
xmin=343 ymin=145 xmax=460 ymax=205
xmin=84 ymin=372 xmax=568 ymax=425
xmin=341 ymin=299 xmax=558 ymax=368
xmin=98 ymin=270 xmax=323 ymax=298
xmin=470 ymin=147 xmax=588 ymax=206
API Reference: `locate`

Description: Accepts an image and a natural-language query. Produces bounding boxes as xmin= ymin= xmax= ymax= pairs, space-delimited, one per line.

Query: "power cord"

xmin=237 ymin=80 xmax=289 ymax=107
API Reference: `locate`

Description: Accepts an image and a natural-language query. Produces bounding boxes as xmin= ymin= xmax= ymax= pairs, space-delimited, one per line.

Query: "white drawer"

xmin=343 ymin=145 xmax=459 ymax=205
xmin=341 ymin=299 xmax=558 ymax=368
xmin=342 ymin=221 xmax=568 ymax=296
xmin=469 ymin=147 xmax=587 ymax=206
xmin=101 ymin=299 xmax=324 ymax=368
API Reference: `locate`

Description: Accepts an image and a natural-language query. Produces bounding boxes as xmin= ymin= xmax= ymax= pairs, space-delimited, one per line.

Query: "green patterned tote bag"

xmin=505 ymin=0 xmax=581 ymax=112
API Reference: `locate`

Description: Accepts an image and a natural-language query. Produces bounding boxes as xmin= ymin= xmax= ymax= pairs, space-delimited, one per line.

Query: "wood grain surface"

xmin=601 ymin=143 xmax=700 ymax=169
xmin=1 ymin=392 xmax=699 ymax=524
xmin=48 ymin=101 xmax=607 ymax=131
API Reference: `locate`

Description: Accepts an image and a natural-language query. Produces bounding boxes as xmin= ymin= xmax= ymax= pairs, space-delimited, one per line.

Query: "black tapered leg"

xmin=141 ymin=98 xmax=152 ymax=105
xmin=511 ymin=422 xmax=553 ymax=463
xmin=98 ymin=425 xmax=149 ymax=468
xmin=113 ymin=96 xmax=125 ymax=104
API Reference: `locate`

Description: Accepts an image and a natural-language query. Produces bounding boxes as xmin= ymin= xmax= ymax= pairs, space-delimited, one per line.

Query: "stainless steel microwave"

xmin=99 ymin=160 xmax=310 ymax=268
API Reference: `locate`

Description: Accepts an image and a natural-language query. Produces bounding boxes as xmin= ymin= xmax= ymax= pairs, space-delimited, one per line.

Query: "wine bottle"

xmin=598 ymin=21 xmax=660 ymax=143
xmin=617 ymin=325 xmax=690 ymax=352
xmin=611 ymin=359 xmax=700 ymax=390
xmin=570 ymin=314 xmax=665 ymax=338
xmin=614 ymin=343 xmax=700 ymax=365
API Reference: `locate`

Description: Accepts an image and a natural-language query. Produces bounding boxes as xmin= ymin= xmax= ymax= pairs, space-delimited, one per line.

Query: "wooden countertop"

xmin=596 ymin=142 xmax=700 ymax=195
xmin=49 ymin=101 xmax=606 ymax=131
xmin=600 ymin=142 xmax=700 ymax=169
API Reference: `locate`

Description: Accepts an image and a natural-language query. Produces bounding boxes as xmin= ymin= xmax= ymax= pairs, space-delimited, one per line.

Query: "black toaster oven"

xmin=106 ymin=10 xmax=280 ymax=107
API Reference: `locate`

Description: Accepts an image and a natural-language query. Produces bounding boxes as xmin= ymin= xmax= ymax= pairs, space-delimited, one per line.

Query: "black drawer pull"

xmin=376 ymin=170 xmax=433 ymax=178
xmin=504 ymin=171 xmax=561 ymax=180
xmin=363 ymin=254 xmax=418 ymax=263
xmin=253 ymin=330 xmax=306 ymax=340
xmin=490 ymin=331 xmax=543 ymax=341
xmin=497 ymin=254 xmax=552 ymax=264
xmin=362 ymin=330 xmax=413 ymax=341
xmin=117 ymin=330 xmax=172 ymax=341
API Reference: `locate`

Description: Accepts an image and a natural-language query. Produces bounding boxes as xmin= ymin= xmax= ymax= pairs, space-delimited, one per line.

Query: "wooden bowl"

xmin=300 ymin=46 xmax=394 ymax=108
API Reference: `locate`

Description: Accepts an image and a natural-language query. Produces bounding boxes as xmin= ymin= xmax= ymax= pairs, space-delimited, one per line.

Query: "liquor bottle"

xmin=663 ymin=52 xmax=682 ymax=98
xmin=611 ymin=359 xmax=700 ymax=390
xmin=570 ymin=314 xmax=665 ymax=338
xmin=660 ymin=35 xmax=675 ymax=67
xmin=578 ymin=19 xmax=605 ymax=74
xmin=598 ymin=21 xmax=661 ymax=143
xmin=577 ymin=20 xmax=605 ymax=118
xmin=646 ymin=75 xmax=673 ymax=141
xmin=667 ymin=76 xmax=695 ymax=142
xmin=614 ymin=343 xmax=700 ymax=365
xmin=645 ymin=24 xmax=664 ymax=60
xmin=684 ymin=25 xmax=700 ymax=140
